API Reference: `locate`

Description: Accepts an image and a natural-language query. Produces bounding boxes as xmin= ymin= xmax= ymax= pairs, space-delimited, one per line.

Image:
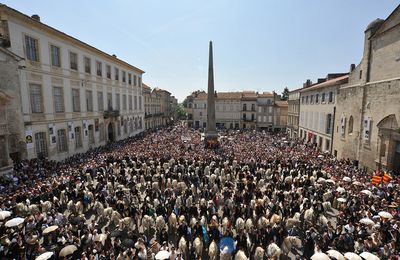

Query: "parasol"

xmin=155 ymin=250 xmax=171 ymax=260
xmin=326 ymin=249 xmax=344 ymax=260
xmin=5 ymin=217 xmax=24 ymax=227
xmin=337 ymin=198 xmax=347 ymax=203
xmin=35 ymin=252 xmax=54 ymax=260
xmin=344 ymin=252 xmax=362 ymax=260
xmin=359 ymin=252 xmax=380 ymax=260
xmin=219 ymin=236 xmax=236 ymax=254
xmin=378 ymin=211 xmax=393 ymax=219
xmin=0 ymin=210 xmax=11 ymax=221
xmin=343 ymin=177 xmax=351 ymax=182
xmin=311 ymin=252 xmax=330 ymax=260
xmin=59 ymin=245 xmax=78 ymax=257
xmin=43 ymin=225 xmax=58 ymax=235
xmin=359 ymin=218 xmax=375 ymax=226
xmin=360 ymin=190 xmax=373 ymax=196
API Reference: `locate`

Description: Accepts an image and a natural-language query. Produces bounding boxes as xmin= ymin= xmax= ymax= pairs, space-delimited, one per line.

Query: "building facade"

xmin=333 ymin=5 xmax=400 ymax=172
xmin=299 ymin=74 xmax=348 ymax=152
xmin=286 ymin=89 xmax=301 ymax=138
xmin=0 ymin=4 xmax=145 ymax=162
xmin=143 ymin=84 xmax=177 ymax=130
xmin=186 ymin=91 xmax=288 ymax=130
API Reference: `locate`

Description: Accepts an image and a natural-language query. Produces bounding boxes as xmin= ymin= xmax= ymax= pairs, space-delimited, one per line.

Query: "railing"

xmin=103 ymin=110 xmax=120 ymax=119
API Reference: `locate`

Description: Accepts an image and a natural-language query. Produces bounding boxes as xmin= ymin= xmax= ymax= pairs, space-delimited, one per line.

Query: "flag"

xmin=371 ymin=175 xmax=382 ymax=185
xmin=382 ymin=172 xmax=392 ymax=184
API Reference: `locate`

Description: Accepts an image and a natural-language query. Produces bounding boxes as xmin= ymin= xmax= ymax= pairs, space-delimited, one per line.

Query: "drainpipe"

xmin=330 ymin=106 xmax=336 ymax=154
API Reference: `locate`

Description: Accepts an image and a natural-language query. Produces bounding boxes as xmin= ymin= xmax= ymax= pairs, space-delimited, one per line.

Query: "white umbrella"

xmin=359 ymin=252 xmax=380 ymax=260
xmin=353 ymin=181 xmax=363 ymax=186
xmin=361 ymin=190 xmax=373 ymax=196
xmin=359 ymin=218 xmax=375 ymax=226
xmin=326 ymin=179 xmax=335 ymax=185
xmin=327 ymin=250 xmax=344 ymax=260
xmin=43 ymin=225 xmax=58 ymax=235
xmin=311 ymin=252 xmax=330 ymax=260
xmin=0 ymin=210 xmax=11 ymax=220
xmin=35 ymin=252 xmax=54 ymax=260
xmin=318 ymin=155 xmax=324 ymax=159
xmin=94 ymin=234 xmax=107 ymax=244
xmin=378 ymin=211 xmax=393 ymax=219
xmin=343 ymin=177 xmax=352 ymax=182
xmin=344 ymin=252 xmax=362 ymax=260
xmin=59 ymin=245 xmax=78 ymax=257
xmin=337 ymin=198 xmax=347 ymax=203
xmin=336 ymin=187 xmax=346 ymax=193
xmin=317 ymin=178 xmax=326 ymax=184
xmin=155 ymin=250 xmax=171 ymax=260
xmin=5 ymin=217 xmax=24 ymax=227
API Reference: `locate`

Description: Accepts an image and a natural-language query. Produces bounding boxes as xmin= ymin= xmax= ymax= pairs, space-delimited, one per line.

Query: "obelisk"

xmin=205 ymin=41 xmax=218 ymax=147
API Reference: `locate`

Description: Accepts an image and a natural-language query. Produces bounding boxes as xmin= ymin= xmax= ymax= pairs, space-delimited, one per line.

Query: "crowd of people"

xmin=0 ymin=123 xmax=399 ymax=260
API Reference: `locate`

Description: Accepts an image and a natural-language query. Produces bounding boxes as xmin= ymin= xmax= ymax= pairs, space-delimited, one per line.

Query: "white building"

xmin=299 ymin=74 xmax=348 ymax=152
xmin=0 ymin=4 xmax=145 ymax=161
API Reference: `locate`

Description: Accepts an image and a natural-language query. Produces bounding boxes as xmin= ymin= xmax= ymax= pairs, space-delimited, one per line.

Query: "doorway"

xmin=108 ymin=122 xmax=115 ymax=142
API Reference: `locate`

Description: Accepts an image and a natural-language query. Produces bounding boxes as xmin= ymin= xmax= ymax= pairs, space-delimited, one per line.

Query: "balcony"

xmin=242 ymin=118 xmax=256 ymax=122
xmin=103 ymin=110 xmax=120 ymax=119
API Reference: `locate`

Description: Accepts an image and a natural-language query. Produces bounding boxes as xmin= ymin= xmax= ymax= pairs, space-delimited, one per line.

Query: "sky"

xmin=2 ymin=0 xmax=399 ymax=102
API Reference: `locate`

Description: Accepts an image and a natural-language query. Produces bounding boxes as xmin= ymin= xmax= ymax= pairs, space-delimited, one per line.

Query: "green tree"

xmin=176 ymin=103 xmax=187 ymax=119
xmin=281 ymin=87 xmax=289 ymax=101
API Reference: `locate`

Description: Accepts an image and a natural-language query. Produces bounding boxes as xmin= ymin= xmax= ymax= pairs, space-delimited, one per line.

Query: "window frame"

xmin=29 ymin=84 xmax=43 ymax=113
xmin=53 ymin=86 xmax=65 ymax=113
xmin=24 ymin=34 xmax=40 ymax=62
xmin=84 ymin=56 xmax=91 ymax=74
xmin=50 ymin=44 xmax=61 ymax=67
xmin=69 ymin=51 xmax=78 ymax=71
xmin=96 ymin=60 xmax=102 ymax=77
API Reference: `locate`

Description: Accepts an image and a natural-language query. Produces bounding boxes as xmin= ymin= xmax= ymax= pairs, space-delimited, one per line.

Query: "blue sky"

xmin=2 ymin=0 xmax=399 ymax=101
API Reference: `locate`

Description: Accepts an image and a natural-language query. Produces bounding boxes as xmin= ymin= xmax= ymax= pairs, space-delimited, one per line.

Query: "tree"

xmin=281 ymin=87 xmax=289 ymax=101
xmin=176 ymin=103 xmax=187 ymax=119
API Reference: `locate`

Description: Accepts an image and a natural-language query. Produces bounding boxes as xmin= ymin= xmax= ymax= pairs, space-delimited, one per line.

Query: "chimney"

xmin=317 ymin=78 xmax=327 ymax=84
xmin=112 ymin=54 xmax=117 ymax=58
xmin=350 ymin=64 xmax=355 ymax=72
xmin=31 ymin=14 xmax=40 ymax=22
xmin=303 ymin=79 xmax=312 ymax=88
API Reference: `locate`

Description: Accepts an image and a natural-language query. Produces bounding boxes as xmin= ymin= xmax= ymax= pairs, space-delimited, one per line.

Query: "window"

xmin=96 ymin=61 xmax=102 ymax=76
xmin=129 ymin=95 xmax=132 ymax=110
xmin=57 ymin=129 xmax=68 ymax=152
xmin=122 ymin=94 xmax=127 ymax=111
xmin=25 ymin=35 xmax=39 ymax=62
xmin=128 ymin=73 xmax=132 ymax=85
xmin=306 ymin=96 xmax=309 ymax=104
xmin=301 ymin=96 xmax=305 ymax=104
xmin=75 ymin=127 xmax=82 ymax=148
xmin=35 ymin=132 xmax=48 ymax=158
xmin=53 ymin=86 xmax=64 ymax=113
xmin=72 ymin=89 xmax=80 ymax=112
xmin=251 ymin=104 xmax=255 ymax=111
xmin=243 ymin=104 xmax=247 ymax=111
xmin=116 ymin=93 xmax=120 ymax=110
xmin=348 ymin=116 xmax=354 ymax=134
xmin=310 ymin=95 xmax=314 ymax=104
xmin=251 ymin=113 xmax=255 ymax=121
xmin=99 ymin=123 xmax=105 ymax=141
xmin=106 ymin=65 xmax=111 ymax=79
xmin=329 ymin=92 xmax=333 ymax=102
xmin=69 ymin=52 xmax=78 ymax=70
xmin=134 ymin=75 xmax=137 ymax=86
xmin=86 ymin=90 xmax=93 ymax=111
xmin=199 ymin=111 xmax=202 ymax=117
xmin=322 ymin=93 xmax=326 ymax=102
xmin=84 ymin=57 xmax=91 ymax=74
xmin=138 ymin=77 xmax=142 ymax=87
xmin=30 ymin=84 xmax=43 ymax=113
xmin=326 ymin=113 xmax=332 ymax=134
xmin=134 ymin=96 xmax=138 ymax=110
xmin=122 ymin=71 xmax=126 ymax=83
xmin=315 ymin=94 xmax=319 ymax=103
xmin=139 ymin=96 xmax=142 ymax=110
xmin=359 ymin=70 xmax=362 ymax=79
xmin=243 ymin=113 xmax=247 ymax=120
xmin=107 ymin=93 xmax=113 ymax=110
xmin=88 ymin=125 xmax=95 ymax=144
xmin=97 ymin=91 xmax=104 ymax=111
xmin=50 ymin=45 xmax=61 ymax=67
xmin=115 ymin=68 xmax=119 ymax=80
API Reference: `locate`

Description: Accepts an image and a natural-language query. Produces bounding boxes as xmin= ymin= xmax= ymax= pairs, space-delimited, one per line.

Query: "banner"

xmin=363 ymin=117 xmax=371 ymax=141
xmin=371 ymin=175 xmax=382 ymax=185
xmin=25 ymin=129 xmax=33 ymax=149
xmin=83 ymin=120 xmax=88 ymax=139
xmin=340 ymin=114 xmax=346 ymax=137
xmin=383 ymin=173 xmax=392 ymax=184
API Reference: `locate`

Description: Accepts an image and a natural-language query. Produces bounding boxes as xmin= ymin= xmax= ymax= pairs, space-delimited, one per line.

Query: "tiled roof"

xmin=300 ymin=75 xmax=349 ymax=92
xmin=275 ymin=101 xmax=288 ymax=107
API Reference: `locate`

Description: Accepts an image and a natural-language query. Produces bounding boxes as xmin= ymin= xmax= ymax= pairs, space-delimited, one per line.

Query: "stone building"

xmin=0 ymin=4 xmax=145 ymax=161
xmin=186 ymin=90 xmax=288 ymax=130
xmin=333 ymin=5 xmax=400 ymax=172
xmin=286 ymin=88 xmax=301 ymax=138
xmin=0 ymin=47 xmax=25 ymax=173
xmin=143 ymin=84 xmax=176 ymax=130
xmin=299 ymin=74 xmax=348 ymax=152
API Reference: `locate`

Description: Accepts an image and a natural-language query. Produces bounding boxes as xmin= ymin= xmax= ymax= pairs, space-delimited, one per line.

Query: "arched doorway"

xmin=377 ymin=114 xmax=400 ymax=171
xmin=107 ymin=122 xmax=115 ymax=142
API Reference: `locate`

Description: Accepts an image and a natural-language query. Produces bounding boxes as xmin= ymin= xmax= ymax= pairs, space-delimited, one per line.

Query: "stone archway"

xmin=107 ymin=122 xmax=115 ymax=142
xmin=377 ymin=114 xmax=400 ymax=171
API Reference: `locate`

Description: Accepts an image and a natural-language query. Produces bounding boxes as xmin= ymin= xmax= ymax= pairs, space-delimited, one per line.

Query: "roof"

xmin=0 ymin=4 xmax=144 ymax=74
xmin=216 ymin=92 xmax=243 ymax=100
xmin=300 ymin=75 xmax=349 ymax=92
xmin=0 ymin=47 xmax=24 ymax=61
xmin=258 ymin=92 xmax=274 ymax=98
